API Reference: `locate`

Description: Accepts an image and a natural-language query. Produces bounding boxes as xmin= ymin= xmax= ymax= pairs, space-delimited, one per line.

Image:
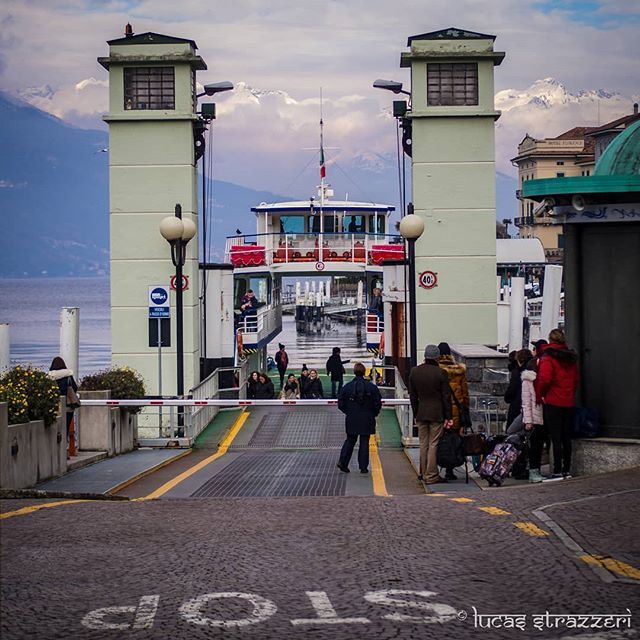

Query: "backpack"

xmin=436 ymin=430 xmax=465 ymax=468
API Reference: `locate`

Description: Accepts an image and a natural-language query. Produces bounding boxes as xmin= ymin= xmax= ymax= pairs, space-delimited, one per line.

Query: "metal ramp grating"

xmin=237 ymin=410 xmax=345 ymax=449
xmin=191 ymin=451 xmax=347 ymax=497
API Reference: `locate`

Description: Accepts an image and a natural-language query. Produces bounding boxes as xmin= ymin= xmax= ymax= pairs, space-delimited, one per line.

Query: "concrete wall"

xmin=77 ymin=391 xmax=136 ymax=457
xmin=572 ymin=439 xmax=640 ymax=476
xmin=0 ymin=402 xmax=67 ymax=489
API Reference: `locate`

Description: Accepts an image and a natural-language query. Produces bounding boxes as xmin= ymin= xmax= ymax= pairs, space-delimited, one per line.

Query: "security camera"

xmin=571 ymin=194 xmax=586 ymax=211
xmin=533 ymin=197 xmax=555 ymax=217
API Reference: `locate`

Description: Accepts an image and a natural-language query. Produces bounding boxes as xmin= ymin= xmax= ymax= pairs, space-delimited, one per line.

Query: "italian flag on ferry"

xmin=320 ymin=146 xmax=326 ymax=179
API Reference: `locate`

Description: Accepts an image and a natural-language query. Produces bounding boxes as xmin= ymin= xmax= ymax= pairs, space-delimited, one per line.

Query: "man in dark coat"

xmin=409 ymin=344 xmax=453 ymax=484
xmin=326 ymin=346 xmax=348 ymax=398
xmin=336 ymin=362 xmax=382 ymax=474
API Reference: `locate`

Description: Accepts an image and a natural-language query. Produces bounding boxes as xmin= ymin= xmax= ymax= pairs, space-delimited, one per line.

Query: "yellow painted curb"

xmin=141 ymin=410 xmax=250 ymax=500
xmin=0 ymin=500 xmax=90 ymax=521
xmin=514 ymin=521 xmax=549 ymax=537
xmin=580 ymin=554 xmax=640 ymax=581
xmin=369 ymin=435 xmax=389 ymax=497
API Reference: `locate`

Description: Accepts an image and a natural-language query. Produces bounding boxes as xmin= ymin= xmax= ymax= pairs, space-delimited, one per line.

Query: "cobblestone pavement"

xmin=1 ymin=468 xmax=639 ymax=640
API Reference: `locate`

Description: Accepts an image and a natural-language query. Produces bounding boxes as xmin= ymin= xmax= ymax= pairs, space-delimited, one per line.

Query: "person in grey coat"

xmin=336 ymin=362 xmax=382 ymax=474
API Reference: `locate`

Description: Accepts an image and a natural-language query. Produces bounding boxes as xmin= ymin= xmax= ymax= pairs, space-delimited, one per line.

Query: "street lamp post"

xmin=399 ymin=209 xmax=425 ymax=369
xmin=159 ymin=204 xmax=196 ymax=434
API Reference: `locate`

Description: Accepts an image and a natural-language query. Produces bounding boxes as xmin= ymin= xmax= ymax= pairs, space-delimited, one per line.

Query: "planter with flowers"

xmin=78 ymin=366 xmax=146 ymax=455
xmin=0 ymin=366 xmax=67 ymax=488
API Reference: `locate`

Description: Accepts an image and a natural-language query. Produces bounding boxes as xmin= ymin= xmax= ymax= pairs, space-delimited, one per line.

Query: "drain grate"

xmin=191 ymin=451 xmax=347 ymax=497
xmin=237 ymin=410 xmax=345 ymax=449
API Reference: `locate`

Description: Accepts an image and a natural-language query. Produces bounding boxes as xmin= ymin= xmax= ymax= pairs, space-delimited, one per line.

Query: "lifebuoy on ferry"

xmin=236 ymin=330 xmax=245 ymax=360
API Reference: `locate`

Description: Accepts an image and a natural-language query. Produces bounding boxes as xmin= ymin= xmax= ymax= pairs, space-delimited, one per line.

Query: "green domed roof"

xmin=594 ymin=119 xmax=640 ymax=176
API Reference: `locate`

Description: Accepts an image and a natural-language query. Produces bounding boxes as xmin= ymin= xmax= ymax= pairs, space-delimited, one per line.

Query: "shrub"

xmin=0 ymin=365 xmax=61 ymax=427
xmin=80 ymin=366 xmax=146 ymax=400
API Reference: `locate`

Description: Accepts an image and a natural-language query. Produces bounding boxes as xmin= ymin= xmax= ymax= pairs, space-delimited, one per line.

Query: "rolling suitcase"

xmin=479 ymin=442 xmax=519 ymax=487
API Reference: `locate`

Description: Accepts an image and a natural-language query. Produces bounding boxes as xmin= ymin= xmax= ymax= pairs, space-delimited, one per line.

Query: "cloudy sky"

xmin=1 ymin=0 xmax=639 ymax=196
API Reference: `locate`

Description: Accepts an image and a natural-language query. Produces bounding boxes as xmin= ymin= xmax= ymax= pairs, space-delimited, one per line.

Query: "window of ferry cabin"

xmin=279 ymin=216 xmax=306 ymax=234
xmin=124 ymin=67 xmax=175 ymax=110
xmin=309 ymin=215 xmax=336 ymax=233
xmin=343 ymin=215 xmax=366 ymax=234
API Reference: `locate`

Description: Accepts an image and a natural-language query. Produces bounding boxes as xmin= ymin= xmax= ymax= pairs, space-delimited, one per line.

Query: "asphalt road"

xmin=2 ymin=468 xmax=639 ymax=640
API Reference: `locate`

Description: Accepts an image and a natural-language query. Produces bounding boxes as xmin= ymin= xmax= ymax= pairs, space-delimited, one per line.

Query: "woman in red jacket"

xmin=536 ymin=328 xmax=579 ymax=480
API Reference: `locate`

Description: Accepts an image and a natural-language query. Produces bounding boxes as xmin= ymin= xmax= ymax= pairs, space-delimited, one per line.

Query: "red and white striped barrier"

xmin=78 ymin=398 xmax=411 ymax=407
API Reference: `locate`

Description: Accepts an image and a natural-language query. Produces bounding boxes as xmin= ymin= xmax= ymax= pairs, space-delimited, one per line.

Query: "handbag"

xmin=436 ymin=430 xmax=465 ymax=468
xmin=450 ymin=386 xmax=472 ymax=431
xmin=66 ymin=377 xmax=81 ymax=410
xmin=463 ymin=428 xmax=487 ymax=456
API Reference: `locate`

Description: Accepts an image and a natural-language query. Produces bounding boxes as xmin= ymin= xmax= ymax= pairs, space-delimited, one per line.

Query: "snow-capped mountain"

xmin=496 ymin=77 xmax=633 ymax=114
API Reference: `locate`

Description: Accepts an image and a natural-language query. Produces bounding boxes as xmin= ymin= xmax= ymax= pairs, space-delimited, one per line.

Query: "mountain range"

xmin=1 ymin=90 xmax=523 ymax=277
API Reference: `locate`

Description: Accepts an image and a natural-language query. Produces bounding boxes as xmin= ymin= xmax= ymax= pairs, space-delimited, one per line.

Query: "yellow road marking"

xmin=424 ymin=492 xmax=448 ymax=497
xmin=369 ymin=436 xmax=389 ymax=497
xmin=478 ymin=506 xmax=511 ymax=516
xmin=580 ymin=554 xmax=640 ymax=581
xmin=514 ymin=521 xmax=549 ymax=537
xmin=140 ymin=410 xmax=250 ymax=500
xmin=450 ymin=497 xmax=475 ymax=503
xmin=1 ymin=500 xmax=89 ymax=521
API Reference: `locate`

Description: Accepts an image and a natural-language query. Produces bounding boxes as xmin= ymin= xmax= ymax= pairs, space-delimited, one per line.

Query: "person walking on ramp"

xmin=409 ymin=344 xmax=453 ymax=484
xmin=336 ymin=362 xmax=382 ymax=474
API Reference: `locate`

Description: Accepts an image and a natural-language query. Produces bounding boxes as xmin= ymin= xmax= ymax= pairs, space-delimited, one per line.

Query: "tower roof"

xmin=407 ymin=27 xmax=497 ymax=45
xmin=594 ymin=119 xmax=640 ymax=176
xmin=107 ymin=32 xmax=198 ymax=49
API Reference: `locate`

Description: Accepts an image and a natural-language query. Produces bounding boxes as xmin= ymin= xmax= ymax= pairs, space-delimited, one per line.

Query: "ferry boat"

xmin=225 ymin=181 xmax=401 ymax=370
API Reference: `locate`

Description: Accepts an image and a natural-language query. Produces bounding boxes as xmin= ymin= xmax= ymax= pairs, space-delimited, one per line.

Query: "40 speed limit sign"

xmin=419 ymin=270 xmax=438 ymax=289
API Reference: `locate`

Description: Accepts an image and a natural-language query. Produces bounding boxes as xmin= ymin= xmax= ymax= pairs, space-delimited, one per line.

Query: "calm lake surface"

xmin=0 ymin=278 xmax=371 ymax=377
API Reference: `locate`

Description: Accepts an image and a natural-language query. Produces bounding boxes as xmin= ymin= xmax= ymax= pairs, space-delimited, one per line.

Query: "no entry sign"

xmin=419 ymin=271 xmax=438 ymax=289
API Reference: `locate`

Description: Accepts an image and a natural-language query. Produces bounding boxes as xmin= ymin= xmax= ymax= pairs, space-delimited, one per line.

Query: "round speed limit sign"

xmin=419 ymin=270 xmax=438 ymax=289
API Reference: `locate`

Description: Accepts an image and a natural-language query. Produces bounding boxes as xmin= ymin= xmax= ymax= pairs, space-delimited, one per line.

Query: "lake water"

xmin=0 ymin=278 xmax=372 ymax=377
xmin=0 ymin=277 xmax=111 ymax=376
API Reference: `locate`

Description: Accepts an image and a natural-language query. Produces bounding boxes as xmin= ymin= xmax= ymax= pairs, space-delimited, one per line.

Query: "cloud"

xmin=3 ymin=0 xmax=639 ymax=194
xmin=17 ymin=77 xmax=108 ymax=128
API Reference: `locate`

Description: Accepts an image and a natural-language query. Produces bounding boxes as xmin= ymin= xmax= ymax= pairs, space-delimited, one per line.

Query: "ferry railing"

xmin=187 ymin=361 xmax=249 ymax=440
xmin=236 ymin=305 xmax=282 ymax=343
xmin=136 ymin=362 xmax=249 ymax=444
xmin=226 ymin=232 xmax=402 ymax=267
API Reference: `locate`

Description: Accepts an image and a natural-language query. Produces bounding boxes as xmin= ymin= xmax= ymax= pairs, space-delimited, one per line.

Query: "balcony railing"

xmin=225 ymin=233 xmax=404 ymax=268
xmin=236 ymin=304 xmax=283 ymax=346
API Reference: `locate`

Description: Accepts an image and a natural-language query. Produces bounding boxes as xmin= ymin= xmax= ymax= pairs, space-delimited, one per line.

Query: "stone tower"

xmin=98 ymin=29 xmax=205 ymax=395
xmin=401 ymin=28 xmax=504 ymax=346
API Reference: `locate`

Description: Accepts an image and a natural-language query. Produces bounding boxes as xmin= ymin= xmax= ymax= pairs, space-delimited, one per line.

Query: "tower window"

xmin=427 ymin=63 xmax=478 ymax=106
xmin=124 ymin=67 xmax=175 ymax=110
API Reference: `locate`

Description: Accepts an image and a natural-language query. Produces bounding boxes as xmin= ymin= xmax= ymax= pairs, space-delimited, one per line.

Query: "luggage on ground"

xmin=479 ymin=442 xmax=519 ymax=487
xmin=436 ymin=430 xmax=465 ymax=469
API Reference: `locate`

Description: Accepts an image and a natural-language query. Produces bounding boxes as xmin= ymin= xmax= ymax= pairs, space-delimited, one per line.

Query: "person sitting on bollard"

xmin=336 ymin=362 xmax=382 ymax=474
xmin=48 ymin=356 xmax=79 ymax=458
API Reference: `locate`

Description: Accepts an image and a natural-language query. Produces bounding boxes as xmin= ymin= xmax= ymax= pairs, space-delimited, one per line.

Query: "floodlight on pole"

xmin=196 ymin=81 xmax=234 ymax=98
xmin=373 ymin=79 xmax=411 ymax=96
